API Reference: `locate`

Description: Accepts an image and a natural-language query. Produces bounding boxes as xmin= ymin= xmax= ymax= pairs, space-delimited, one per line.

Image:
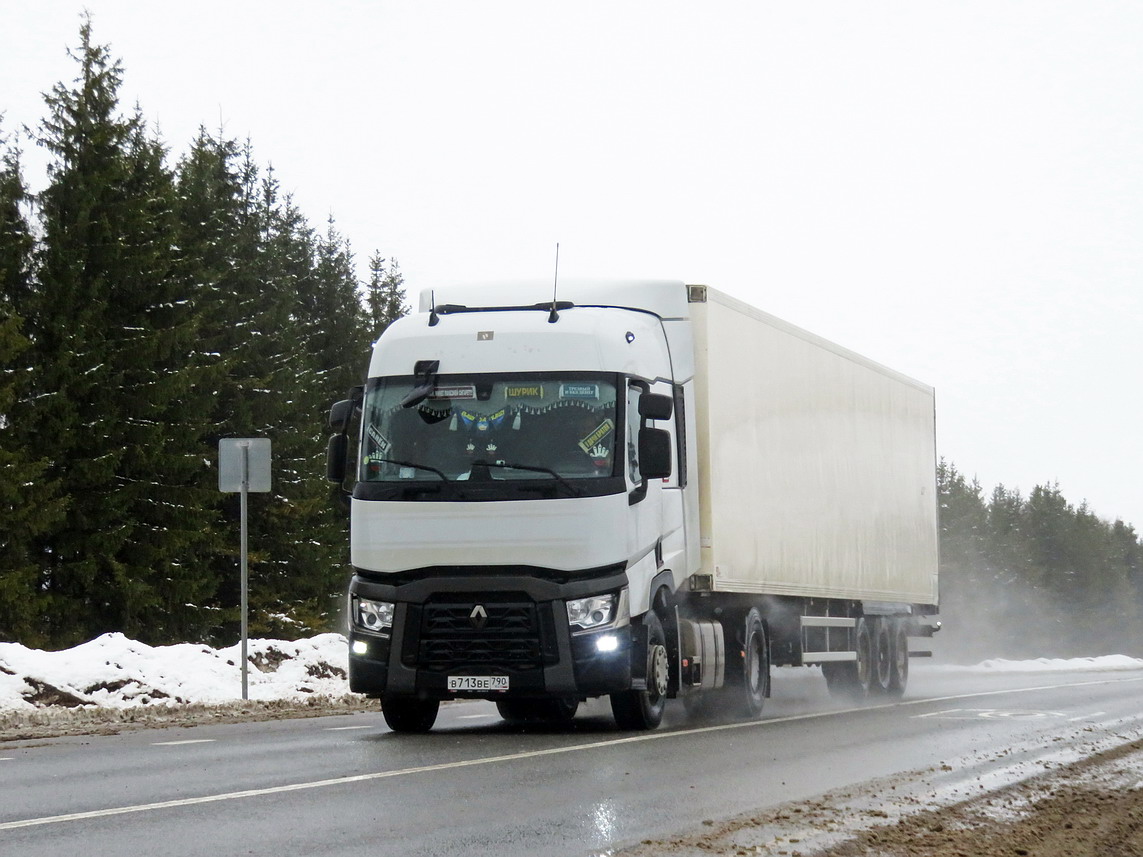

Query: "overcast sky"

xmin=3 ymin=1 xmax=1140 ymax=528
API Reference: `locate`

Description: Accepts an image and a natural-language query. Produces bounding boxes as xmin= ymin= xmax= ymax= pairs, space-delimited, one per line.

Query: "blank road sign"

xmin=218 ymin=438 xmax=272 ymax=492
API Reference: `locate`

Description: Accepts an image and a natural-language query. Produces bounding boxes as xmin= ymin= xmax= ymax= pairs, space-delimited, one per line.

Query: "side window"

xmin=626 ymin=383 xmax=642 ymax=485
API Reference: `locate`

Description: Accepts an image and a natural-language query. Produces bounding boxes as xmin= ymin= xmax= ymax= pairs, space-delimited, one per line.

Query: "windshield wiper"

xmin=471 ymin=460 xmax=582 ymax=496
xmin=372 ymin=457 xmax=449 ymax=481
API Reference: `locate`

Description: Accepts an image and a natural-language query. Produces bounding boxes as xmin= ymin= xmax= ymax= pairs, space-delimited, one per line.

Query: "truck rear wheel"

xmin=610 ymin=611 xmax=668 ymax=730
xmin=381 ymin=696 xmax=440 ymax=733
xmin=732 ymin=608 xmax=768 ymax=719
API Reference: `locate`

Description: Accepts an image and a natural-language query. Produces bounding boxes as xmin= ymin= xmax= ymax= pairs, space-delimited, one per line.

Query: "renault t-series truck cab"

xmin=327 ymin=280 xmax=939 ymax=733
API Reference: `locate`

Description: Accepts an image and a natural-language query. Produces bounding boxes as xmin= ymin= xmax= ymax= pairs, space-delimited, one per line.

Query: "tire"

xmin=853 ymin=617 xmax=874 ymax=699
xmin=871 ymin=618 xmax=893 ymax=695
xmin=381 ymin=696 xmax=440 ymax=733
xmin=496 ymin=697 xmax=579 ymax=725
xmin=732 ymin=609 xmax=768 ymax=719
xmin=610 ymin=611 xmax=669 ymax=730
xmin=887 ymin=620 xmax=909 ymax=698
xmin=823 ymin=618 xmax=874 ymax=702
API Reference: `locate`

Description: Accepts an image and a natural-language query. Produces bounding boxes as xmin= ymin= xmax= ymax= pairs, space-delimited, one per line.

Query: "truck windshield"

xmin=359 ymin=373 xmax=620 ymax=487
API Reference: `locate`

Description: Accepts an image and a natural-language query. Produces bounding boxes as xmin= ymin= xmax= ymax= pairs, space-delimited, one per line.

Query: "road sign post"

xmin=219 ymin=438 xmax=271 ymax=700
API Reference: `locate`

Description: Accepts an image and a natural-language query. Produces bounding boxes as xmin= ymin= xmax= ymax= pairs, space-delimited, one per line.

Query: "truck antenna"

xmin=548 ymin=243 xmax=560 ymax=323
xmin=428 ymin=290 xmax=439 ymax=326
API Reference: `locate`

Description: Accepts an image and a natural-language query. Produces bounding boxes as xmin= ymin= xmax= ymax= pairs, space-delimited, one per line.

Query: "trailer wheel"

xmin=872 ymin=618 xmax=893 ymax=694
xmin=854 ymin=617 xmax=874 ymax=698
xmin=610 ymin=611 xmax=668 ymax=730
xmin=381 ymin=696 xmax=439 ymax=733
xmin=887 ymin=621 xmax=909 ymax=698
xmin=825 ymin=619 xmax=875 ymax=701
xmin=496 ymin=697 xmax=579 ymax=725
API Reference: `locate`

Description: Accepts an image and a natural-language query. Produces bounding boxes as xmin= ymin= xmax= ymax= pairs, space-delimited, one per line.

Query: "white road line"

xmin=150 ymin=739 xmax=216 ymax=746
xmin=1069 ymin=711 xmax=1106 ymax=721
xmin=3 ymin=675 xmax=1141 ymax=832
xmin=457 ymin=714 xmax=496 ymax=720
xmin=324 ymin=725 xmax=374 ymax=731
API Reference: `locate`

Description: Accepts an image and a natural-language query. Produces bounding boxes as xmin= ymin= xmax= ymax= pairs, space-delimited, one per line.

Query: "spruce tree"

xmin=177 ymin=141 xmax=370 ymax=639
xmin=175 ymin=134 xmax=286 ymax=641
xmin=365 ymin=250 xmax=408 ymax=342
xmin=245 ymin=181 xmax=326 ymax=636
xmin=0 ymin=141 xmax=68 ymax=645
xmin=23 ymin=21 xmax=218 ymax=645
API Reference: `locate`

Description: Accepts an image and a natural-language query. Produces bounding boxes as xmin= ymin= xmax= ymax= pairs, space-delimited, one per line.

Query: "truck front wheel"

xmin=610 ymin=611 xmax=668 ymax=730
xmin=381 ymin=696 xmax=440 ymax=733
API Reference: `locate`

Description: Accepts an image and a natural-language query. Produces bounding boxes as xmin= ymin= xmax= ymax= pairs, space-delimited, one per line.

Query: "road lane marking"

xmin=914 ymin=708 xmax=1069 ymax=721
xmin=150 ymin=740 xmax=216 ymax=746
xmin=457 ymin=714 xmax=496 ymax=720
xmin=3 ymin=674 xmax=1141 ymax=832
xmin=325 ymin=725 xmax=374 ymax=731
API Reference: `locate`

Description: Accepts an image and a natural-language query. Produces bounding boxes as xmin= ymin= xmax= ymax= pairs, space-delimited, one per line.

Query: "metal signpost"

xmin=219 ymin=438 xmax=271 ymax=700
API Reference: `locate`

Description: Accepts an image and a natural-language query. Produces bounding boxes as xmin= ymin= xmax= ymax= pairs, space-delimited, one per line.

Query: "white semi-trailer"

xmin=327 ymin=281 xmax=939 ymax=732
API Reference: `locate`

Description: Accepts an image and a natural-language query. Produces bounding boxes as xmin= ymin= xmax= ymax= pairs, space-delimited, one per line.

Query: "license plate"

xmin=447 ymin=675 xmax=509 ymax=692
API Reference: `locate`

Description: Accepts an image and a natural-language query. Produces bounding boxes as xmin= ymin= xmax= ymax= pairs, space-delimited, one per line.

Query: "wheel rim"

xmin=649 ymin=643 xmax=669 ymax=699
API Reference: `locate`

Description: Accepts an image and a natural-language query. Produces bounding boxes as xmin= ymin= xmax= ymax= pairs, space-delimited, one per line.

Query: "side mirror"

xmin=326 ymin=434 xmax=348 ymax=484
xmin=638 ymin=427 xmax=672 ymax=480
xmin=639 ymin=393 xmax=673 ymax=421
xmin=329 ymin=399 xmax=355 ymax=432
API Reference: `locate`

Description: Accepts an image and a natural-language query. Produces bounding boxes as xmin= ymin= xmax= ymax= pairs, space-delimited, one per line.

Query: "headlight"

xmin=567 ymin=590 xmax=629 ymax=633
xmin=352 ymin=596 xmax=395 ymax=634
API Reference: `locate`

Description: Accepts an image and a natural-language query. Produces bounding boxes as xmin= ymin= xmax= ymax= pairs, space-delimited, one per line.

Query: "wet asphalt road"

xmin=3 ymin=665 xmax=1143 ymax=857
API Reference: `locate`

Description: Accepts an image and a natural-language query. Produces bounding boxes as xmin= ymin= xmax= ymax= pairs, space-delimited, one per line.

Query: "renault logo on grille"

xmin=469 ymin=605 xmax=488 ymax=630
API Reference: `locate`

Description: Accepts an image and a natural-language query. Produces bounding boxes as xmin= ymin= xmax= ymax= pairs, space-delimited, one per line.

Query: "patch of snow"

xmin=0 ymin=633 xmax=350 ymax=711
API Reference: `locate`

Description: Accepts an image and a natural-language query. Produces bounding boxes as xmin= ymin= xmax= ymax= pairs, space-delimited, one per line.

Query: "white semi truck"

xmin=327 ymin=281 xmax=939 ymax=732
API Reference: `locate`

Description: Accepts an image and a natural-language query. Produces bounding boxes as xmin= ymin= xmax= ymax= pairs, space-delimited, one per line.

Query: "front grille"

xmin=414 ymin=600 xmax=554 ymax=672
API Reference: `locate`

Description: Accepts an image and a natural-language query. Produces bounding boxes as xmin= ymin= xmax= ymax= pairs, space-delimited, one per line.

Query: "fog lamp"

xmin=595 ymin=634 xmax=620 ymax=653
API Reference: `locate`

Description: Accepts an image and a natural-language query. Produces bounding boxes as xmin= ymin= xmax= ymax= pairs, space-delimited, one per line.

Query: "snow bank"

xmin=0 ymin=633 xmax=351 ymax=711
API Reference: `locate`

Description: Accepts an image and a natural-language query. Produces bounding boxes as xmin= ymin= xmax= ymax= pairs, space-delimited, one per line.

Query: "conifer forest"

xmin=1 ymin=24 xmax=406 ymax=648
xmin=1 ymin=25 xmax=1139 ymax=656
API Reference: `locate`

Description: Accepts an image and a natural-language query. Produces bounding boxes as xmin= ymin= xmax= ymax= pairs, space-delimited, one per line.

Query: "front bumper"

xmin=348 ymin=568 xmax=634 ymax=701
